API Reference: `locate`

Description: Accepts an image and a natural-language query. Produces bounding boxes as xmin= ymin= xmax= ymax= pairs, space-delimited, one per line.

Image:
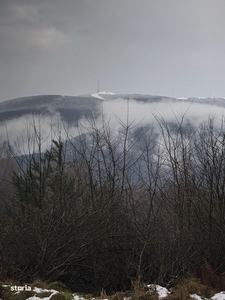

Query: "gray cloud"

xmin=1 ymin=0 xmax=225 ymax=101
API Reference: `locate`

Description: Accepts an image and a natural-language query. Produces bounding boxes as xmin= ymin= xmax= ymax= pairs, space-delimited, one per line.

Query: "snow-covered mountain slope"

xmin=91 ymin=91 xmax=116 ymax=100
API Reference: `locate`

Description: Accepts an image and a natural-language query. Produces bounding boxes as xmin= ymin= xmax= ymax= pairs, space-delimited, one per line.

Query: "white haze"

xmin=1 ymin=98 xmax=225 ymax=155
xmin=102 ymin=99 xmax=225 ymax=129
xmin=0 ymin=114 xmax=62 ymax=154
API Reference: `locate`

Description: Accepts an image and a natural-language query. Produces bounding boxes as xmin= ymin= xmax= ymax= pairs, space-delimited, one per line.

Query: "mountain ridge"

xmin=0 ymin=92 xmax=225 ymax=125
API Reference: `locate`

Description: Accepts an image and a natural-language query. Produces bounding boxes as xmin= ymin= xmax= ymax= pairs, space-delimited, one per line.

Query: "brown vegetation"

xmin=0 ymin=116 xmax=225 ymax=294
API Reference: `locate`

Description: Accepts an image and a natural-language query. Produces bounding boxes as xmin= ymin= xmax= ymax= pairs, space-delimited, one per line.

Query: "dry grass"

xmin=110 ymin=291 xmax=127 ymax=300
xmin=165 ymin=276 xmax=215 ymax=300
xmin=85 ymin=293 xmax=95 ymax=299
xmin=109 ymin=290 xmax=159 ymax=300
xmin=30 ymin=279 xmax=48 ymax=289
xmin=102 ymin=281 xmax=160 ymax=300
xmin=200 ymin=260 xmax=225 ymax=290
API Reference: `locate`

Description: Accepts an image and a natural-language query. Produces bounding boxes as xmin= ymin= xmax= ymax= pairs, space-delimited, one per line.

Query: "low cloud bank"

xmin=1 ymin=98 xmax=225 ymax=154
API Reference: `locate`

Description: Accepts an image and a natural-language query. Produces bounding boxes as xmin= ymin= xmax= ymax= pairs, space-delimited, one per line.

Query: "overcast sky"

xmin=1 ymin=0 xmax=225 ymax=101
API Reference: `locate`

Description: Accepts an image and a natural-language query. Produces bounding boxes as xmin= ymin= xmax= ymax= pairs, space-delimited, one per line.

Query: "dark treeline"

xmin=0 ymin=115 xmax=225 ymax=293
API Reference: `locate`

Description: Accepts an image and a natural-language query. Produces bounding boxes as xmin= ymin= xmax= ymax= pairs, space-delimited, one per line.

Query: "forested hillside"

xmin=1 ymin=114 xmax=225 ymax=293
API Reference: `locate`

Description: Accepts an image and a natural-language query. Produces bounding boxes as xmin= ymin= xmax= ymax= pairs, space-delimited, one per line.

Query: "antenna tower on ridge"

xmin=97 ymin=80 xmax=100 ymax=93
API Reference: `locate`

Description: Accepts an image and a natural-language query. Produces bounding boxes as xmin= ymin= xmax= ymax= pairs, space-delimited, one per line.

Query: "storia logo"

xmin=10 ymin=285 xmax=32 ymax=291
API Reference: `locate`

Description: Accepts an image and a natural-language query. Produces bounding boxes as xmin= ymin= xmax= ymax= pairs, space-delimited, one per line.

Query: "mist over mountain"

xmin=1 ymin=92 xmax=225 ymax=154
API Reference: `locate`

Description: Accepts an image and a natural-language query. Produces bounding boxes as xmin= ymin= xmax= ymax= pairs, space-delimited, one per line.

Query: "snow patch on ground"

xmin=147 ymin=284 xmax=169 ymax=299
xmin=33 ymin=287 xmax=57 ymax=293
xmin=4 ymin=284 xmax=225 ymax=300
xmin=24 ymin=288 xmax=58 ymax=299
xmin=190 ymin=292 xmax=225 ymax=300
xmin=73 ymin=295 xmax=86 ymax=300
xmin=212 ymin=292 xmax=225 ymax=300
xmin=25 ymin=291 xmax=85 ymax=300
xmin=190 ymin=294 xmax=205 ymax=300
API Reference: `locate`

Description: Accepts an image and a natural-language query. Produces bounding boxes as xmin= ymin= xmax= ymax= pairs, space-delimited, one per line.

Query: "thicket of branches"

xmin=1 ymin=115 xmax=225 ymax=293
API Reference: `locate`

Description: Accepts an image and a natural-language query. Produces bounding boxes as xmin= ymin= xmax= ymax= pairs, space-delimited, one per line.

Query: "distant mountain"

xmin=0 ymin=94 xmax=103 ymax=124
xmin=1 ymin=92 xmax=225 ymax=150
xmin=1 ymin=92 xmax=225 ymax=124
